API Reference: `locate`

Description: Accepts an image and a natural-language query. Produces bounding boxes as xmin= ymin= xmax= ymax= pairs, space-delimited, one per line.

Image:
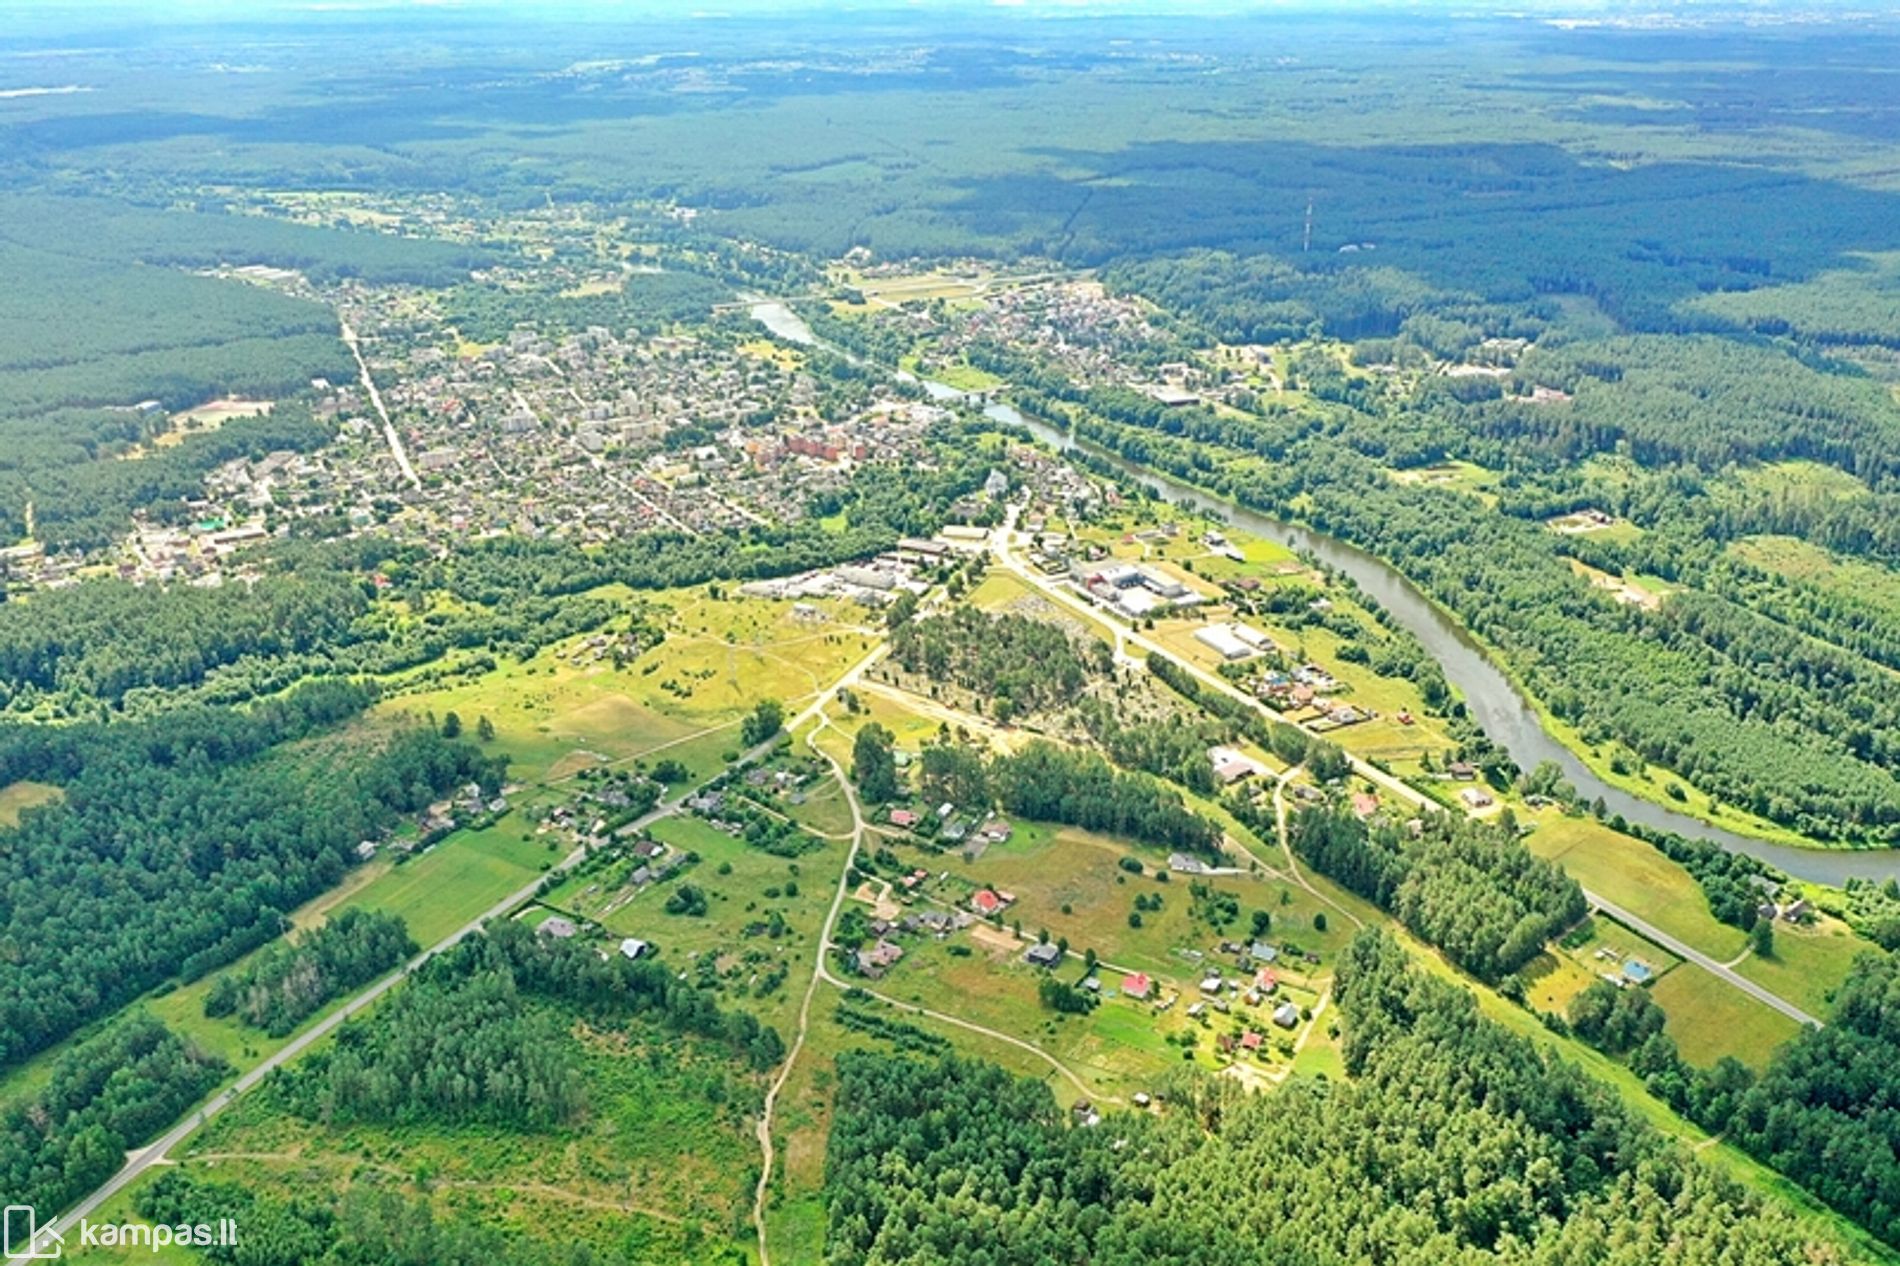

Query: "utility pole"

xmin=1303 ymin=199 xmax=1313 ymax=253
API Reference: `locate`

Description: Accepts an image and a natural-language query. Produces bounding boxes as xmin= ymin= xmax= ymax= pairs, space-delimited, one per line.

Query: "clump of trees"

xmin=204 ymin=909 xmax=417 ymax=1037
xmin=890 ymin=607 xmax=1110 ymax=721
xmin=0 ymin=1014 xmax=228 ymax=1219
xmin=852 ymin=722 xmax=899 ymax=803
xmin=990 ymin=740 xmax=1222 ymax=856
xmin=276 ymin=922 xmax=784 ymax=1130
xmin=1289 ymin=805 xmax=1585 ymax=981
xmin=821 ymin=929 xmax=1830 ymax=1266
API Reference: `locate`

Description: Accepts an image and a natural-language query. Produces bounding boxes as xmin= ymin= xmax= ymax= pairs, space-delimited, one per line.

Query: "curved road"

xmin=18 ymin=644 xmax=891 ymax=1264
xmin=989 ymin=522 xmax=1821 ymax=1032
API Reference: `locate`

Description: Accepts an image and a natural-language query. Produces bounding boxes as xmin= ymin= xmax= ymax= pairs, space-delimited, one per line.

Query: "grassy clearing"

xmin=539 ymin=810 xmax=842 ymax=1037
xmin=1387 ymin=459 xmax=1501 ymax=505
xmin=0 ymin=777 xmax=61 ymax=827
xmin=1650 ymin=965 xmax=1802 ymax=1070
xmin=1731 ymin=533 xmax=1900 ymax=621
xmin=1737 ymin=914 xmax=1876 ymax=1017
xmin=344 ymin=813 xmax=558 ymax=945
xmin=385 ymin=588 xmax=873 ymax=784
xmin=1525 ymin=813 xmax=1748 ymax=960
xmin=1520 ymin=948 xmax=1600 ymax=1015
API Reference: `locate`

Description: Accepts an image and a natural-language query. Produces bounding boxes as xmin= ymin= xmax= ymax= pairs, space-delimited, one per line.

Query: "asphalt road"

xmin=989 ymin=523 xmax=1823 ymax=1034
xmin=17 ymin=646 xmax=888 ymax=1261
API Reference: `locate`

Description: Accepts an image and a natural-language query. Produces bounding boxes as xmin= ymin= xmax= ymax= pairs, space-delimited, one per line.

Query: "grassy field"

xmin=1651 ymin=964 xmax=1804 ymax=1069
xmin=384 ymin=588 xmax=874 ymax=784
xmin=62 ymin=1012 xmax=767 ymax=1266
xmin=538 ymin=809 xmax=843 ymax=1037
xmin=0 ymin=777 xmax=61 ymax=827
xmin=1525 ymin=813 xmax=1748 ymax=960
xmin=1737 ymin=913 xmax=1876 ymax=1018
xmin=1388 ymin=459 xmax=1501 ymax=505
xmin=344 ymin=812 xmax=558 ymax=944
xmin=1731 ymin=533 xmax=1900 ymax=621
xmin=1519 ymin=947 xmax=1600 ymax=1015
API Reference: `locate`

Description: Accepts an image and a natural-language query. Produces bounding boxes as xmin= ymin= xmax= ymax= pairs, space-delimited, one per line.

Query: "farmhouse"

xmin=1209 ymin=745 xmax=1266 ymax=785
xmin=539 ymin=915 xmax=579 ymax=939
xmin=1122 ymin=971 xmax=1154 ymax=1000
xmin=1272 ymin=1001 xmax=1301 ymax=1029
xmin=970 ymin=888 xmax=1014 ymax=917
xmin=619 ymin=937 xmax=649 ymax=960
xmin=1024 ymin=942 xmax=1063 ymax=968
xmin=856 ymin=939 xmax=906 ymax=979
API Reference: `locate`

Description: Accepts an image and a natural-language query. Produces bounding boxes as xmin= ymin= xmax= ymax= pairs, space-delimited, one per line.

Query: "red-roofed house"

xmin=889 ymin=808 xmax=920 ymax=829
xmin=1254 ymin=969 xmax=1279 ymax=993
xmin=971 ymin=889 xmax=1012 ymax=917
xmin=1240 ymin=1031 xmax=1263 ymax=1052
xmin=1122 ymin=972 xmax=1153 ymax=1001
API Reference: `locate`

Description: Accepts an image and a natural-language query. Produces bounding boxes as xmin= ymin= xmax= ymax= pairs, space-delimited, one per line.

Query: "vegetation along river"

xmin=749 ymin=302 xmax=1900 ymax=887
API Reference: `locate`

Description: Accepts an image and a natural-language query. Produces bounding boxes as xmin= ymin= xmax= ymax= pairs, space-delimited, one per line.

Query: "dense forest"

xmin=1726 ymin=950 xmax=1900 ymax=1248
xmin=822 ymin=930 xmax=1832 ymax=1265
xmin=0 ymin=1014 xmax=228 ymax=1220
xmin=203 ymin=909 xmax=417 ymax=1038
xmin=989 ymin=740 xmax=1223 ymax=857
xmin=0 ymin=680 xmax=502 ymax=1069
xmin=275 ymin=921 xmax=784 ymax=1129
xmin=1288 ymin=805 xmax=1587 ymax=982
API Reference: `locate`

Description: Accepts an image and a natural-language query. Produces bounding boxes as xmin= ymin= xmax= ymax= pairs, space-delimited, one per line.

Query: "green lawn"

xmin=1526 ymin=813 xmax=1748 ymax=961
xmin=343 ymin=813 xmax=558 ymax=945
xmin=1650 ymin=965 xmax=1803 ymax=1070
xmin=1737 ymin=915 xmax=1876 ymax=1018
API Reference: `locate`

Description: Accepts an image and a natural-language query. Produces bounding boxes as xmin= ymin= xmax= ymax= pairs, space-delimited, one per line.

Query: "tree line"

xmin=0 ymin=1013 xmax=227 ymax=1220
xmin=1287 ymin=804 xmax=1586 ymax=982
xmin=203 ymin=909 xmax=417 ymax=1038
xmin=0 ymin=679 xmax=503 ymax=1070
xmin=273 ymin=920 xmax=785 ymax=1130
xmin=821 ymin=928 xmax=1836 ymax=1265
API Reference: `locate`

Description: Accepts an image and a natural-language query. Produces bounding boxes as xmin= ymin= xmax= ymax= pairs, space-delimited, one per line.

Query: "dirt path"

xmin=752 ymin=710 xmax=866 ymax=1266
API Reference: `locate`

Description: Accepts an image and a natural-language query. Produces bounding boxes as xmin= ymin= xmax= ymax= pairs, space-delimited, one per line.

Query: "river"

xmin=748 ymin=303 xmax=1899 ymax=885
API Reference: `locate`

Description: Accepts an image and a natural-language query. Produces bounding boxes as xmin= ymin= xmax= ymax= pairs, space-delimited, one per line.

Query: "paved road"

xmin=1585 ymin=892 xmax=1819 ymax=1028
xmin=989 ymin=523 xmax=1822 ymax=1033
xmin=340 ymin=317 xmax=419 ymax=489
xmin=19 ymin=644 xmax=892 ymax=1262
